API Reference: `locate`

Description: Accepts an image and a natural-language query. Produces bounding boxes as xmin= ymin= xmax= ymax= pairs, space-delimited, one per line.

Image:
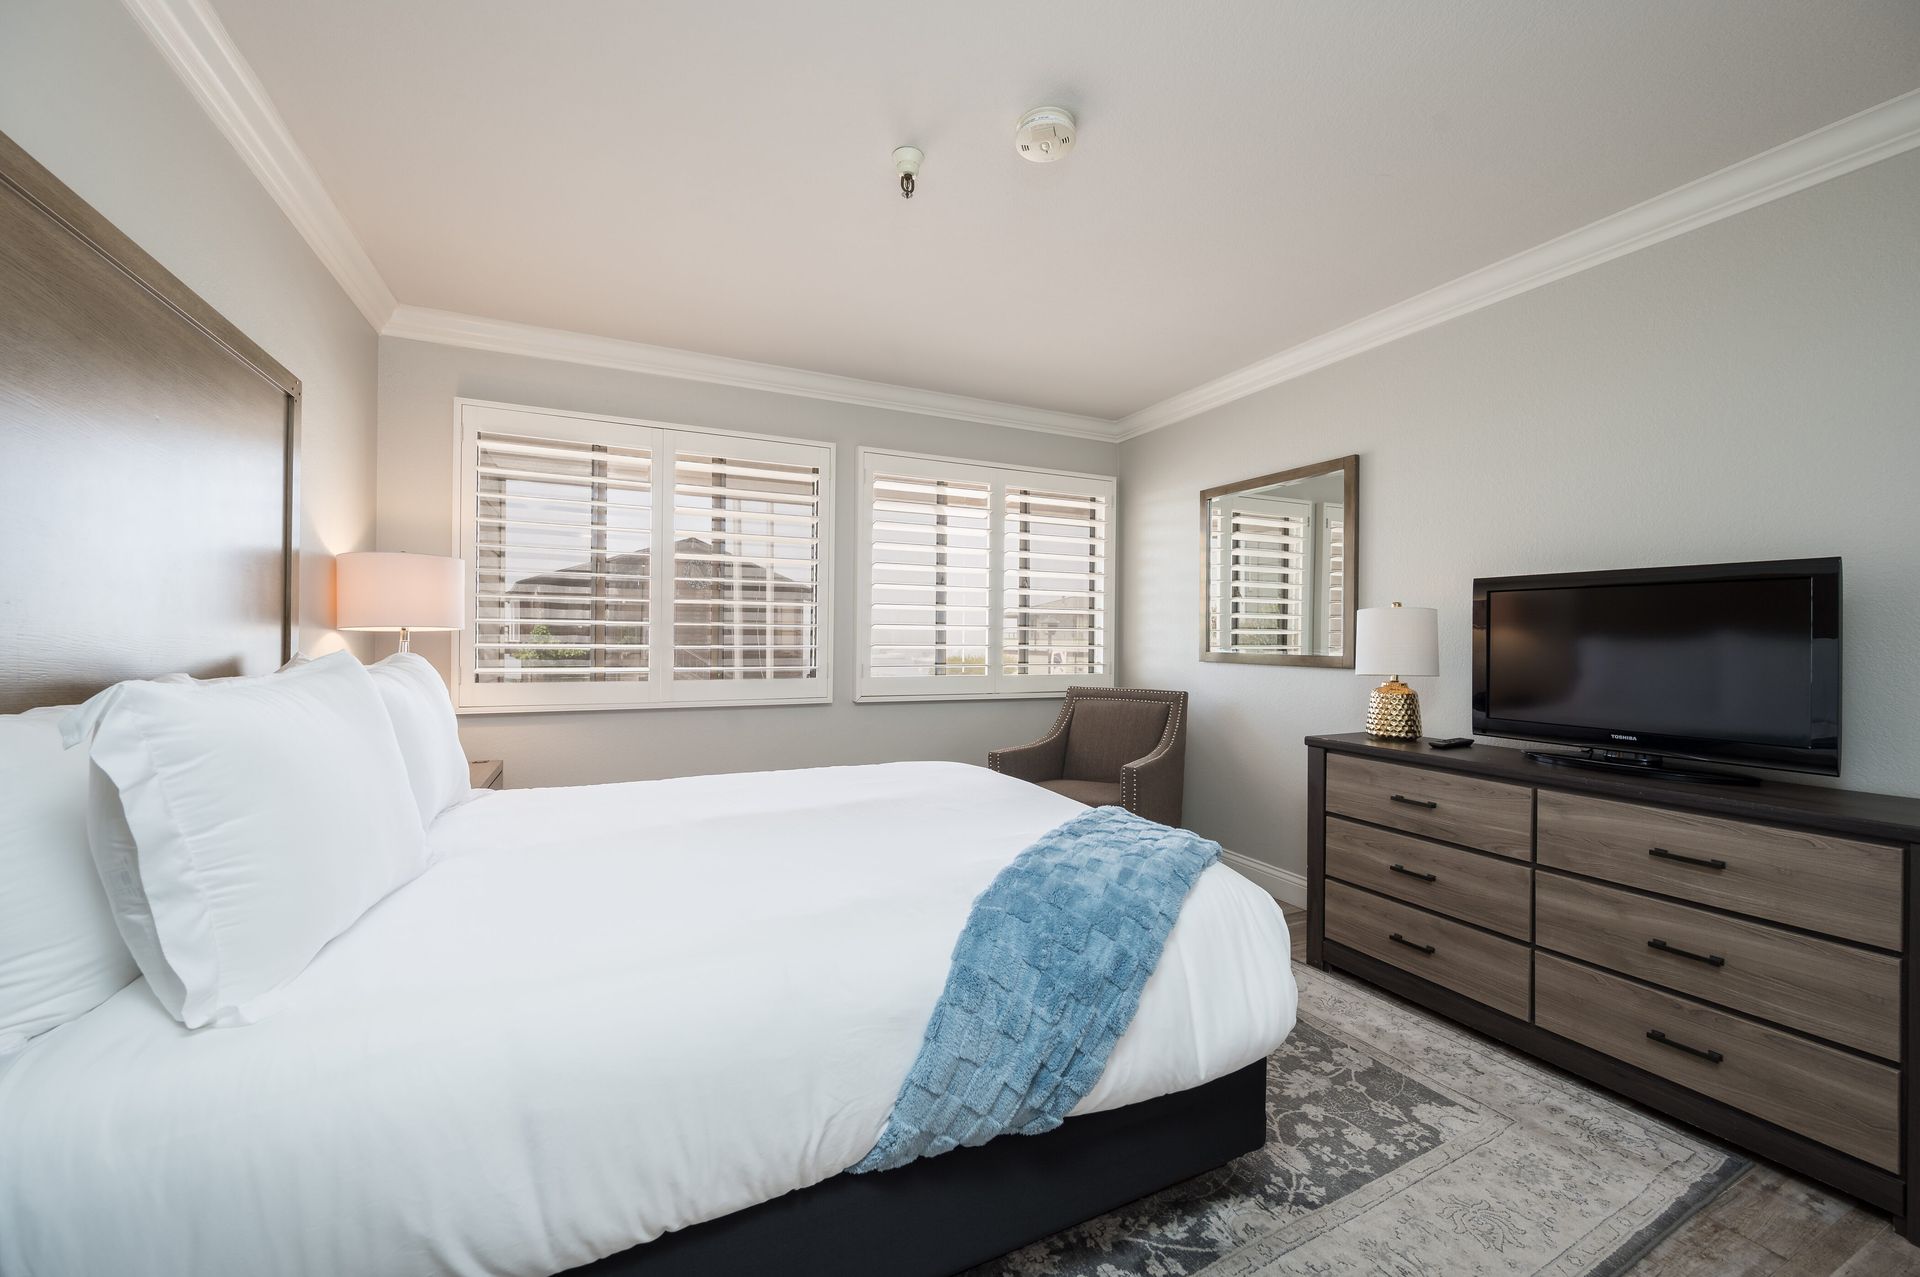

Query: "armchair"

xmin=988 ymin=687 xmax=1188 ymax=827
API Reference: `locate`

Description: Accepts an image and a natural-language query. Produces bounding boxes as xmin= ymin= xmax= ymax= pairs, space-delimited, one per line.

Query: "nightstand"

xmin=468 ymin=759 xmax=504 ymax=791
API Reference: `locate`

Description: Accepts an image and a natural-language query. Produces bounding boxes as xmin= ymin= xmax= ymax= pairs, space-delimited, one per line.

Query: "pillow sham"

xmin=0 ymin=708 xmax=138 ymax=1055
xmin=366 ymin=652 xmax=472 ymax=827
xmin=65 ymin=651 xmax=428 ymax=1029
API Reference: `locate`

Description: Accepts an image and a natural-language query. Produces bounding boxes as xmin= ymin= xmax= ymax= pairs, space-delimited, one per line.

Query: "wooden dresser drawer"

xmin=1536 ymin=790 xmax=1902 ymax=950
xmin=1325 ymin=754 xmax=1533 ymax=860
xmin=1324 ymin=880 xmax=1530 ymax=1018
xmin=1535 ymin=873 xmax=1900 ymax=1060
xmin=1535 ymin=954 xmax=1898 ymax=1171
xmin=1326 ymin=817 xmax=1531 ymax=939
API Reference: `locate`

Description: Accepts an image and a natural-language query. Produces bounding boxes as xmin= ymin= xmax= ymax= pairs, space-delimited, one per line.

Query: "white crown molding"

xmin=383 ymin=306 xmax=1122 ymax=440
xmin=124 ymin=0 xmax=1917 ymax=443
xmin=121 ymin=0 xmax=397 ymax=330
xmin=1117 ymin=87 xmax=1920 ymax=441
xmin=118 ymin=0 xmax=1108 ymax=435
xmin=387 ymin=78 xmax=1920 ymax=444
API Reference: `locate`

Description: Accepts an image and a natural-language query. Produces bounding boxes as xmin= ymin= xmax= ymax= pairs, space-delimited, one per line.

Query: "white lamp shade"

xmin=1354 ymin=605 xmax=1439 ymax=678
xmin=336 ymin=552 xmax=465 ymax=632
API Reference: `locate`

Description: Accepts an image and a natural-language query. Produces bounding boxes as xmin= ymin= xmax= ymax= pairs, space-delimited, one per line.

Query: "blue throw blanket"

xmin=850 ymin=805 xmax=1221 ymax=1173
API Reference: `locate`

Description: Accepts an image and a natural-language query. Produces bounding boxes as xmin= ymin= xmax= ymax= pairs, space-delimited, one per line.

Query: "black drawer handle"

xmin=1646 ymin=1028 xmax=1723 ymax=1064
xmin=1648 ymin=846 xmax=1727 ymax=871
xmin=1389 ymin=863 xmax=1438 ymax=883
xmin=1647 ymin=938 xmax=1726 ymax=967
xmin=1390 ymin=795 xmax=1438 ymax=810
xmin=1388 ymin=932 xmax=1435 ymax=955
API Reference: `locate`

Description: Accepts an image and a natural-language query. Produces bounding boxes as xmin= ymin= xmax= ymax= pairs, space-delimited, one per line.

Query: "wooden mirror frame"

xmin=1198 ymin=454 xmax=1358 ymax=668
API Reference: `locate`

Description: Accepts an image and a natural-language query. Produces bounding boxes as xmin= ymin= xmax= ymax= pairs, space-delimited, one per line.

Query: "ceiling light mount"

xmin=1015 ymin=106 xmax=1076 ymax=163
xmin=892 ymin=145 xmax=923 ymax=199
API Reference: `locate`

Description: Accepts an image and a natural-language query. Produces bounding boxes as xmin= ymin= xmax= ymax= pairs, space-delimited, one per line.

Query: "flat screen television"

xmin=1472 ymin=559 xmax=1840 ymax=777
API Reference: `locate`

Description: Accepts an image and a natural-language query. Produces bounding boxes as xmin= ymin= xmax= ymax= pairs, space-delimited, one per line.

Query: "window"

xmin=1207 ymin=493 xmax=1312 ymax=655
xmin=1003 ymin=483 xmax=1108 ymax=678
xmin=455 ymin=401 xmax=831 ymax=711
xmin=1321 ymin=501 xmax=1346 ymax=656
xmin=858 ymin=449 xmax=1113 ymax=700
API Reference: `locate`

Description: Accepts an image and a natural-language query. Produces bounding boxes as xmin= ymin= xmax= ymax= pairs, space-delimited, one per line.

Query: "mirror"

xmin=1201 ymin=455 xmax=1357 ymax=666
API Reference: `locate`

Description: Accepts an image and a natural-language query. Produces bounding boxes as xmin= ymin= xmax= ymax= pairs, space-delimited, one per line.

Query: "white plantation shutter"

xmin=1207 ymin=506 xmax=1227 ymax=650
xmin=670 ymin=445 xmax=824 ymax=691
xmin=1002 ymin=485 xmax=1107 ymax=679
xmin=1209 ymin=495 xmax=1311 ymax=654
xmin=866 ymin=468 xmax=993 ymax=682
xmin=1322 ymin=503 xmax=1346 ymax=656
xmin=456 ymin=403 xmax=832 ymax=710
xmin=471 ymin=432 xmax=652 ymax=685
xmin=858 ymin=450 xmax=1115 ymax=700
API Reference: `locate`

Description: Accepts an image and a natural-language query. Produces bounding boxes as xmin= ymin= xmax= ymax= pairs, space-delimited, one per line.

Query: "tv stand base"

xmin=1522 ymin=747 xmax=1761 ymax=786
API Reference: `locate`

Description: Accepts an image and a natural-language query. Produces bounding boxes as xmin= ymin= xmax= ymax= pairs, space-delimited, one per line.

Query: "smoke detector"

xmin=1014 ymin=106 xmax=1076 ymax=163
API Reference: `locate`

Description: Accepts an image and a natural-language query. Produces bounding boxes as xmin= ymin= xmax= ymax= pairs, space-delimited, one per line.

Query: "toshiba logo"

xmin=1610 ymin=733 xmax=1639 ymax=742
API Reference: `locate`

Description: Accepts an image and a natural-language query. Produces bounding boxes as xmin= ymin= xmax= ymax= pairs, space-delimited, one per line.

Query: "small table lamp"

xmin=1354 ymin=602 xmax=1439 ymax=739
xmin=337 ymin=552 xmax=465 ymax=653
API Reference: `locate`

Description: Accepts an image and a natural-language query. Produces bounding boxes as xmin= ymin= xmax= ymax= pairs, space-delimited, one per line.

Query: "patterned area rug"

xmin=971 ymin=964 xmax=1748 ymax=1277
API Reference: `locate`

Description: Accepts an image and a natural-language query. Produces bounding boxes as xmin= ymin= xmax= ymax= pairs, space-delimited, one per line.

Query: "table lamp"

xmin=337 ymin=552 xmax=465 ymax=653
xmin=1354 ymin=602 xmax=1439 ymax=739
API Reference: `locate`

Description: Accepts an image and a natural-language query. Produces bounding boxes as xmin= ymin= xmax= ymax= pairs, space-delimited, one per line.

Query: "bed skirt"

xmin=570 ymin=1058 xmax=1269 ymax=1277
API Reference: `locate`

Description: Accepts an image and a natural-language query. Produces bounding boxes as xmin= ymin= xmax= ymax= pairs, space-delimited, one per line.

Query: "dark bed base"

xmin=571 ymin=1059 xmax=1268 ymax=1277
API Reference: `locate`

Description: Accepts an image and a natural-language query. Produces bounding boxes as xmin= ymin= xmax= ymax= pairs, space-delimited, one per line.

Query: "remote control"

xmin=1426 ymin=737 xmax=1474 ymax=750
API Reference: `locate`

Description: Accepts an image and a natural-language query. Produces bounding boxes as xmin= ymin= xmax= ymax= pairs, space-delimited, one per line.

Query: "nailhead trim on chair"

xmin=991 ymin=686 xmax=1187 ymax=823
xmin=1058 ymin=686 xmax=1187 ymax=820
xmin=987 ymin=702 xmax=1072 ymax=775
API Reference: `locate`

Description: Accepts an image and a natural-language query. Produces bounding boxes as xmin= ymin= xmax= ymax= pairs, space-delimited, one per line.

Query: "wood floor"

xmin=1274 ymin=904 xmax=1918 ymax=1276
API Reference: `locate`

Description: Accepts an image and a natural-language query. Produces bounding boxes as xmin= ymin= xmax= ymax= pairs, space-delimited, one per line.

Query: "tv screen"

xmin=1473 ymin=560 xmax=1840 ymax=774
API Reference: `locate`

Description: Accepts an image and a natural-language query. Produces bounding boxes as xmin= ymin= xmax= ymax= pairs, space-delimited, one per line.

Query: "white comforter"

xmin=0 ymin=762 xmax=1296 ymax=1277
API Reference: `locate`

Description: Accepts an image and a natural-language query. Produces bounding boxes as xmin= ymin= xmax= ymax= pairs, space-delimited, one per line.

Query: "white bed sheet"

xmin=0 ymin=762 xmax=1296 ymax=1277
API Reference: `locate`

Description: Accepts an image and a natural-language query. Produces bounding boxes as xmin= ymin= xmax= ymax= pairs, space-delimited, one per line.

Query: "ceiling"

xmin=211 ymin=0 xmax=1920 ymax=421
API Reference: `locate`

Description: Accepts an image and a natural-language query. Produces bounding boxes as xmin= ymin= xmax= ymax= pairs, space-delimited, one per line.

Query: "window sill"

xmin=853 ymin=690 xmax=1070 ymax=705
xmin=455 ymin=693 xmax=833 ymax=716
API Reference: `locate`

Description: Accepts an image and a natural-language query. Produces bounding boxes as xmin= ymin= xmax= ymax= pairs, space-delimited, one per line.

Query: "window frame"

xmin=452 ymin=399 xmax=834 ymax=714
xmin=855 ymin=447 xmax=1116 ymax=703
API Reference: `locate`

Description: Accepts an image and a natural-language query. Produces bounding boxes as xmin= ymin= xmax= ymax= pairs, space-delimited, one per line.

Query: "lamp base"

xmin=1365 ymin=680 xmax=1421 ymax=740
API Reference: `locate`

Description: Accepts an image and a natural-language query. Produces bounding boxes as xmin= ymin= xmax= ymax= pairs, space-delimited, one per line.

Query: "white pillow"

xmin=64 ymin=652 xmax=428 ymax=1028
xmin=366 ymin=653 xmax=471 ymax=827
xmin=0 ymin=708 xmax=138 ymax=1055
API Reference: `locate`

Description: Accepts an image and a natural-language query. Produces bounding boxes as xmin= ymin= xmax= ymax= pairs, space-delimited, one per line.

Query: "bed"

xmin=0 ymin=763 xmax=1294 ymax=1275
xmin=0 ymin=124 xmax=1296 ymax=1276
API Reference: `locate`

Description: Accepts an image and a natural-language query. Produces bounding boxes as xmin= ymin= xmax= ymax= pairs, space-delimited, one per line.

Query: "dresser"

xmin=1305 ymin=733 xmax=1920 ymax=1240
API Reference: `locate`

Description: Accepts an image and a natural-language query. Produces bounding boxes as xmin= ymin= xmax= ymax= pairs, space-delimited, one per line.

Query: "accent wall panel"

xmin=0 ymin=129 xmax=296 ymax=712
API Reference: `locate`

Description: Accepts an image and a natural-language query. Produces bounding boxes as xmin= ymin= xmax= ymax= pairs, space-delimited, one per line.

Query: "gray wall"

xmin=14 ymin=0 xmax=1913 ymax=845
xmin=0 ymin=0 xmax=379 ymax=658
xmin=1119 ymin=149 xmax=1920 ymax=878
xmin=377 ymin=338 xmax=1118 ymax=787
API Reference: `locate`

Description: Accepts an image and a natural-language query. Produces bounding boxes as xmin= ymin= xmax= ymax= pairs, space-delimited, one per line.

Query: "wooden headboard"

xmin=0 ymin=128 xmax=298 ymax=713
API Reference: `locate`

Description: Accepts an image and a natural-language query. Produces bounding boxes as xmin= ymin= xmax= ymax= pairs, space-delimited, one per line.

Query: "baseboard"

xmin=1221 ymin=850 xmax=1307 ymax=908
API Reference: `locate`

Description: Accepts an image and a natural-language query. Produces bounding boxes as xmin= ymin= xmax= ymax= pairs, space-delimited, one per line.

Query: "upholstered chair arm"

xmin=1121 ymin=719 xmax=1187 ymax=828
xmin=988 ymin=712 xmax=1071 ymax=783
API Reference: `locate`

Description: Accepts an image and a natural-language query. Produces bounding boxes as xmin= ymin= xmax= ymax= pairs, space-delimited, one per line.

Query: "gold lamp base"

xmin=1365 ymin=679 xmax=1422 ymax=740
